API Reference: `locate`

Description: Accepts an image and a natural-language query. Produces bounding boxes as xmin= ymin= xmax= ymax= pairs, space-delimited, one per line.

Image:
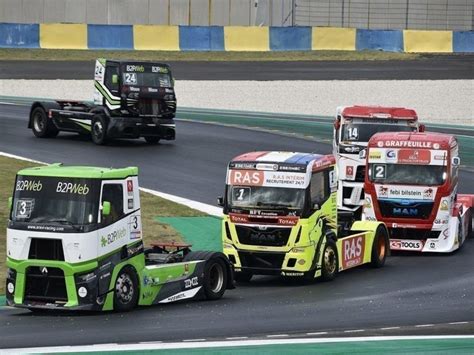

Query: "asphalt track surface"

xmin=1 ymin=55 xmax=473 ymax=80
xmin=0 ymin=103 xmax=473 ymax=349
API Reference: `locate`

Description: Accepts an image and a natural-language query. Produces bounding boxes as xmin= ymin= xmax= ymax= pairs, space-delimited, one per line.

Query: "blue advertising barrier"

xmin=0 ymin=23 xmax=39 ymax=48
xmin=356 ymin=29 xmax=403 ymax=52
xmin=453 ymin=31 xmax=474 ymax=53
xmin=270 ymin=27 xmax=311 ymax=51
xmin=179 ymin=26 xmax=224 ymax=51
xmin=87 ymin=24 xmax=133 ymax=50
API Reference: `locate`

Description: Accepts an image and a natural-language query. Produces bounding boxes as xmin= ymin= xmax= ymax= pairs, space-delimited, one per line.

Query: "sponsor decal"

xmin=16 ymin=180 xmax=42 ymax=192
xmin=377 ymin=185 xmax=436 ymax=201
xmin=100 ymin=228 xmax=127 ymax=247
xmin=228 ymin=170 xmax=307 ymax=188
xmin=386 ymin=150 xmax=397 ymax=160
xmin=433 ymin=143 xmax=440 ymax=149
xmin=429 ymin=241 xmax=437 ymax=250
xmin=152 ymin=66 xmax=168 ymax=73
xmin=440 ymin=200 xmax=449 ymax=211
xmin=127 ymin=180 xmax=133 ymax=194
xmin=126 ymin=65 xmax=145 ymax=72
xmin=378 ymin=186 xmax=389 ymax=198
xmin=148 ymin=88 xmax=158 ymax=93
xmin=390 ymin=239 xmax=424 ymax=251
xmin=144 ymin=276 xmax=160 ymax=286
xmin=369 ymin=150 xmax=382 ymax=160
xmin=341 ymin=235 xmax=365 ymax=269
xmin=159 ymin=287 xmax=202 ymax=303
xmin=364 ymin=197 xmax=372 ymax=208
xmin=434 ymin=218 xmax=449 ymax=225
xmin=256 ymin=163 xmax=278 ymax=171
xmin=129 ymin=87 xmax=140 ymax=92
xmin=365 ymin=216 xmax=376 ymax=221
xmin=128 ymin=198 xmax=134 ymax=210
xmin=56 ymin=182 xmax=89 ymax=195
xmin=398 ymin=149 xmax=431 ymax=164
xmin=184 ymin=277 xmax=199 ymax=289
xmin=346 ymin=166 xmax=354 ymax=178
xmin=281 ymin=272 xmax=304 ymax=276
xmin=383 ymin=141 xmax=432 ymax=148
xmin=423 ymin=188 xmax=434 ymax=199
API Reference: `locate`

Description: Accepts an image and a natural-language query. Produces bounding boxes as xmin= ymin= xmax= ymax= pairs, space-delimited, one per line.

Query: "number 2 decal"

xmin=373 ymin=164 xmax=386 ymax=179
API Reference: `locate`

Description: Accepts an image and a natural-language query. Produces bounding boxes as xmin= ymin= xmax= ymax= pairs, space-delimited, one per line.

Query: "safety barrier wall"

xmin=0 ymin=23 xmax=472 ymax=53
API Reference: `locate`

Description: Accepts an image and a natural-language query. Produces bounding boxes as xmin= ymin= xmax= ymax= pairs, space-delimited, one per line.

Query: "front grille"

xmin=238 ymin=251 xmax=285 ymax=270
xmin=379 ymin=200 xmax=434 ymax=219
xmin=138 ymin=99 xmax=160 ymax=116
xmin=28 ymin=238 xmax=64 ymax=261
xmin=25 ymin=266 xmax=67 ymax=303
xmin=355 ymin=165 xmax=366 ymax=182
xmin=236 ymin=226 xmax=291 ymax=247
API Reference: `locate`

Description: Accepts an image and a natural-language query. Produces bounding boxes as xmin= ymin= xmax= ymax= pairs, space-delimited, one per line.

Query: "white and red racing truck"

xmin=333 ymin=106 xmax=424 ymax=213
xmin=363 ymin=131 xmax=473 ymax=253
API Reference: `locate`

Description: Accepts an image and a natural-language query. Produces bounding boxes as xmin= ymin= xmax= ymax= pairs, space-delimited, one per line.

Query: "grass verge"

xmin=0 ymin=154 xmax=206 ymax=295
xmin=0 ymin=48 xmax=424 ymax=61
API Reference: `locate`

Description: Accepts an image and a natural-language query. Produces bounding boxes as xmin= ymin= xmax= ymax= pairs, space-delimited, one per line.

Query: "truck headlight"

xmin=7 ymin=282 xmax=14 ymax=294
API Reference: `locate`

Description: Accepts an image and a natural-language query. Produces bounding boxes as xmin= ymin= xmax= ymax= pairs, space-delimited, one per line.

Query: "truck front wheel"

xmin=370 ymin=225 xmax=389 ymax=267
xmin=31 ymin=107 xmax=58 ymax=138
xmin=113 ymin=266 xmax=139 ymax=312
xmin=91 ymin=115 xmax=108 ymax=145
xmin=321 ymin=240 xmax=338 ymax=281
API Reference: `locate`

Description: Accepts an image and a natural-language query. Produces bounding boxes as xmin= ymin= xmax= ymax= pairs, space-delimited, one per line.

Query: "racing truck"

xmin=333 ymin=106 xmax=424 ymax=213
xmin=28 ymin=58 xmax=176 ymax=145
xmin=363 ymin=131 xmax=474 ymax=253
xmin=5 ymin=164 xmax=233 ymax=311
xmin=218 ymin=151 xmax=389 ymax=282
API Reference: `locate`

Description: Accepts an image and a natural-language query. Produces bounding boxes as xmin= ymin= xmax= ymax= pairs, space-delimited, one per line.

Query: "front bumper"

xmin=107 ymin=117 xmax=176 ymax=140
xmin=5 ymin=259 xmax=110 ymax=312
xmin=223 ymin=243 xmax=316 ymax=277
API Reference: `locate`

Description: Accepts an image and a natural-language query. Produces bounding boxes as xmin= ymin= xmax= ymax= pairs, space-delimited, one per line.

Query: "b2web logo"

xmin=100 ymin=228 xmax=127 ymax=247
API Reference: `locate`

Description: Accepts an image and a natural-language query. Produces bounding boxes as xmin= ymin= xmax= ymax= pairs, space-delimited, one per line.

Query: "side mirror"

xmin=112 ymin=74 xmax=118 ymax=84
xmin=217 ymin=196 xmax=224 ymax=207
xmin=8 ymin=197 xmax=12 ymax=211
xmin=333 ymin=119 xmax=340 ymax=130
xmin=419 ymin=124 xmax=426 ymax=132
xmin=102 ymin=201 xmax=111 ymax=216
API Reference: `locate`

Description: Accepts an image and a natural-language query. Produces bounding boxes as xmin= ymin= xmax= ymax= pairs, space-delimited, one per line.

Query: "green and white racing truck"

xmin=5 ymin=164 xmax=233 ymax=311
xmin=28 ymin=59 xmax=176 ymax=145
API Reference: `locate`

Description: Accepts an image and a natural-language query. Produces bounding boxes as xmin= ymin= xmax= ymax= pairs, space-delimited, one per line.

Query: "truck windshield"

xmin=368 ymin=164 xmax=447 ymax=185
xmin=11 ymin=176 xmax=100 ymax=225
xmin=227 ymin=186 xmax=305 ymax=210
xmin=342 ymin=123 xmax=416 ymax=143
xmin=122 ymin=72 xmax=172 ymax=88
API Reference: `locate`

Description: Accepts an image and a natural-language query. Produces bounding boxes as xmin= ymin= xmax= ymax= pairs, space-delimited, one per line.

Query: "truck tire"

xmin=370 ymin=225 xmax=389 ymax=268
xmin=144 ymin=136 xmax=160 ymax=144
xmin=234 ymin=271 xmax=253 ymax=283
xmin=321 ymin=239 xmax=338 ymax=281
xmin=91 ymin=115 xmax=108 ymax=145
xmin=183 ymin=251 xmax=228 ymax=300
xmin=113 ymin=266 xmax=139 ymax=312
xmin=31 ymin=107 xmax=58 ymax=138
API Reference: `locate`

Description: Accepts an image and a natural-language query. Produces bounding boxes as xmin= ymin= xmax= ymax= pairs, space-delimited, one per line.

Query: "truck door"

xmin=104 ymin=64 xmax=120 ymax=103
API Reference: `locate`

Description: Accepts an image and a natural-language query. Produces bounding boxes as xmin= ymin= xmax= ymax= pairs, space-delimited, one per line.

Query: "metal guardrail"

xmin=294 ymin=0 xmax=474 ymax=30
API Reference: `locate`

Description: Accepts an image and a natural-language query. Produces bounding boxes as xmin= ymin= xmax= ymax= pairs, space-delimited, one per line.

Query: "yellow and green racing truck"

xmin=219 ymin=151 xmax=389 ymax=282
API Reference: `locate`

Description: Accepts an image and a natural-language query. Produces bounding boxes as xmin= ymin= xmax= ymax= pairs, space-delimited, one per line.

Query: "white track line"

xmin=0 ymin=151 xmax=222 ymax=217
xmin=4 ymin=336 xmax=474 ymax=354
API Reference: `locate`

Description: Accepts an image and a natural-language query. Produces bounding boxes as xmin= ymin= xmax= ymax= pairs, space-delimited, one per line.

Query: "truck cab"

xmin=6 ymin=164 xmax=233 ymax=311
xmin=333 ymin=106 xmax=422 ymax=212
xmin=220 ymin=151 xmax=389 ymax=282
xmin=363 ymin=132 xmax=473 ymax=252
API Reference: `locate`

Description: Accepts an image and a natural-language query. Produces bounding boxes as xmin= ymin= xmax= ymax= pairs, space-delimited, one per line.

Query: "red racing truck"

xmin=363 ymin=132 xmax=473 ymax=253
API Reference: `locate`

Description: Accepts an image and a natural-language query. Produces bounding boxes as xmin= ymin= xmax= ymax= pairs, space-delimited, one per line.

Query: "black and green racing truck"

xmin=28 ymin=59 xmax=176 ymax=145
xmin=6 ymin=164 xmax=233 ymax=311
